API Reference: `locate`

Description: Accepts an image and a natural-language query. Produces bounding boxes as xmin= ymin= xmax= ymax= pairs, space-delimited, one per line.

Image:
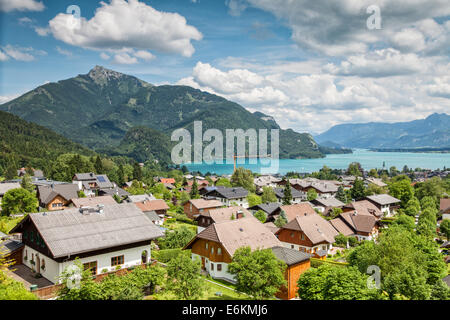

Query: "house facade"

xmin=365 ymin=194 xmax=401 ymax=217
xmin=72 ymin=173 xmax=114 ymax=197
xmin=184 ymin=216 xmax=281 ymax=283
xmin=37 ymin=184 xmax=79 ymax=211
xmin=275 ymin=213 xmax=339 ymax=258
xmin=271 ymin=246 xmax=311 ymax=300
xmin=10 ymin=203 xmax=164 ymax=284
xmin=203 ymin=186 xmax=249 ymax=208
xmin=183 ymin=199 xmax=223 ymax=220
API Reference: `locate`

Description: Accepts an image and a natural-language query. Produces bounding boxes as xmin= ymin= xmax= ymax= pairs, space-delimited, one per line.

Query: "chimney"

xmin=97 ymin=204 xmax=105 ymax=214
xmin=80 ymin=206 xmax=91 ymax=215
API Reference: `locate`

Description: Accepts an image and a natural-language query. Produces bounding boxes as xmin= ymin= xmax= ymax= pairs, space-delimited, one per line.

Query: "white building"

xmin=10 ymin=203 xmax=164 ymax=284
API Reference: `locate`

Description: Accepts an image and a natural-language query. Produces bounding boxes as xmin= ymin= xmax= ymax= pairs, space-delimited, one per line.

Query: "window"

xmin=52 ymin=203 xmax=63 ymax=208
xmin=205 ymin=242 xmax=208 ymax=249
xmin=217 ymin=248 xmax=222 ymax=255
xmin=211 ymin=263 xmax=214 ymax=271
xmin=211 ymin=247 xmax=214 ymax=254
xmin=217 ymin=264 xmax=222 ymax=271
xmin=290 ymin=232 xmax=294 ymax=238
xmin=83 ymin=261 xmax=98 ymax=276
xmin=322 ymin=246 xmax=326 ymax=251
xmin=291 ymin=245 xmax=294 ymax=249
xmin=111 ymin=255 xmax=124 ymax=267
xmin=301 ymin=233 xmax=305 ymax=240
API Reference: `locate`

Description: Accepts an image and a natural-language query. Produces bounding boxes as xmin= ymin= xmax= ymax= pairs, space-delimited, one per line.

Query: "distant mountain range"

xmin=315 ymin=113 xmax=450 ymax=149
xmin=0 ymin=66 xmax=346 ymax=163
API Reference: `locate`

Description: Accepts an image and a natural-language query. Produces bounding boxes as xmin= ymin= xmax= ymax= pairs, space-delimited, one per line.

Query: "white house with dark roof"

xmin=10 ymin=203 xmax=164 ymax=284
xmin=203 ymin=186 xmax=249 ymax=208
xmin=72 ymin=172 xmax=114 ymax=197
xmin=365 ymin=194 xmax=401 ymax=217
xmin=274 ymin=187 xmax=303 ymax=204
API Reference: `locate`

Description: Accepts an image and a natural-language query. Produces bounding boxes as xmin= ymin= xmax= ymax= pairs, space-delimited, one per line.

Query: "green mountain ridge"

xmin=0 ymin=110 xmax=95 ymax=171
xmin=1 ymin=66 xmax=336 ymax=163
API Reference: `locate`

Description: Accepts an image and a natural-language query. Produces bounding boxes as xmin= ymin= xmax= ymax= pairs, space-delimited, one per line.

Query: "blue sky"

xmin=0 ymin=0 xmax=449 ymax=134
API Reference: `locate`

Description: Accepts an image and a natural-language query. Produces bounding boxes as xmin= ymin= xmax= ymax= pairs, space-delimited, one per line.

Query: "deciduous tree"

xmin=228 ymin=247 xmax=286 ymax=300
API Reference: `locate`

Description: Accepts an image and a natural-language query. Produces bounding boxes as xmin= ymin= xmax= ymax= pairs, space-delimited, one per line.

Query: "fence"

xmin=33 ymin=262 xmax=157 ymax=300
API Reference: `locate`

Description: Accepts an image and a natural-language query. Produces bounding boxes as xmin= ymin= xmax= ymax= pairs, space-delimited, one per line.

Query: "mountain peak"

xmin=87 ymin=65 xmax=126 ymax=82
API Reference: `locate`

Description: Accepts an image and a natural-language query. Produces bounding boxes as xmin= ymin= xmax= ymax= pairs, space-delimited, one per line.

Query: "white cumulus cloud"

xmin=48 ymin=0 xmax=203 ymax=58
xmin=0 ymin=0 xmax=44 ymax=12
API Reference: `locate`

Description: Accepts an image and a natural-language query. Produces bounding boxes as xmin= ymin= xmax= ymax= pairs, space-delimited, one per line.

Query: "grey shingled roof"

xmin=70 ymin=195 xmax=117 ymax=208
xmin=271 ymin=246 xmax=310 ymax=266
xmin=37 ymin=184 xmax=79 ymax=205
xmin=24 ymin=203 xmax=164 ymax=259
xmin=312 ymin=197 xmax=345 ymax=208
xmin=206 ymin=186 xmax=248 ymax=199
xmin=366 ymin=194 xmax=401 ymax=205
xmin=127 ymin=194 xmax=156 ymax=203
xmin=0 ymin=183 xmax=21 ymax=196
xmin=249 ymin=202 xmax=281 ymax=215
xmin=274 ymin=187 xmax=303 ymax=199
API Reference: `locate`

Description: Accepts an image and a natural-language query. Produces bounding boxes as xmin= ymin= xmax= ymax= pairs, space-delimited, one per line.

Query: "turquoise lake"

xmin=185 ymin=149 xmax=450 ymax=175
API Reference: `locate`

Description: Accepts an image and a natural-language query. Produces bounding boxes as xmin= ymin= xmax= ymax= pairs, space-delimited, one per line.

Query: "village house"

xmin=9 ymin=203 xmax=164 ymax=284
xmin=278 ymin=178 xmax=339 ymax=199
xmin=275 ymin=213 xmax=339 ymax=258
xmin=268 ymin=202 xmax=317 ymax=223
xmin=274 ymin=188 xmax=303 ymax=204
xmin=37 ymin=184 xmax=79 ymax=211
xmin=184 ymin=215 xmax=281 ymax=283
xmin=183 ymin=199 xmax=223 ymax=220
xmin=134 ymin=199 xmax=170 ymax=216
xmin=70 ymin=195 xmax=117 ymax=208
xmin=271 ymin=246 xmax=311 ymax=300
xmin=310 ymin=197 xmax=345 ymax=217
xmin=253 ymin=175 xmax=281 ymax=193
xmin=364 ymin=177 xmax=387 ymax=188
xmin=203 ymin=186 xmax=249 ymax=208
xmin=158 ymin=178 xmax=176 ymax=185
xmin=17 ymin=168 xmax=44 ymax=179
xmin=123 ymin=181 xmax=147 ymax=190
xmin=330 ymin=211 xmax=379 ymax=241
xmin=440 ymin=198 xmax=450 ymax=221
xmin=248 ymin=202 xmax=281 ymax=218
xmin=125 ymin=194 xmax=156 ymax=203
xmin=97 ymin=186 xmax=130 ymax=200
xmin=365 ymin=194 xmax=401 ymax=217
xmin=72 ymin=173 xmax=114 ymax=197
xmin=342 ymin=200 xmax=384 ymax=220
xmin=194 ymin=206 xmax=250 ymax=233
